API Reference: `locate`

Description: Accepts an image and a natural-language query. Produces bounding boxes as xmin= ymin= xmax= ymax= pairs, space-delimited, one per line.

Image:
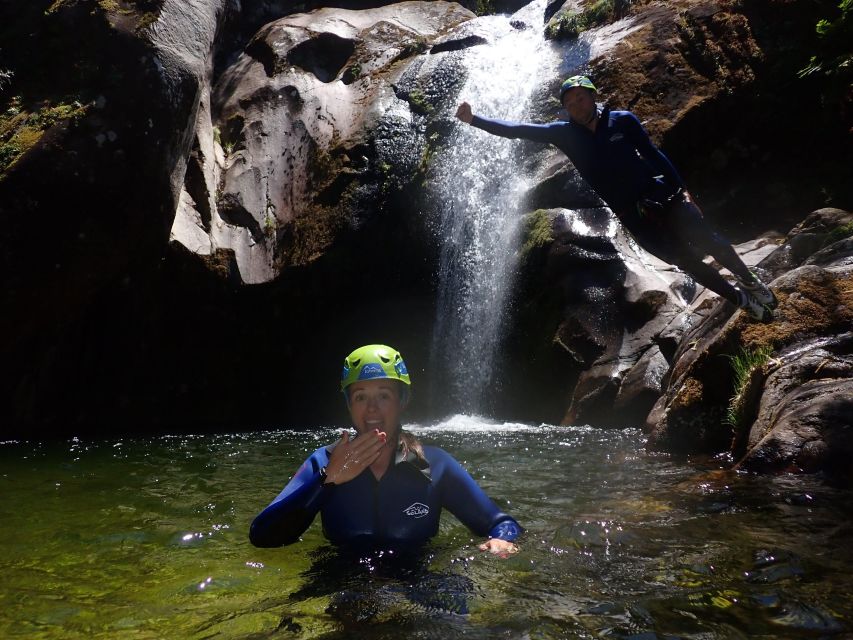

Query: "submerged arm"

xmin=437 ymin=450 xmax=522 ymax=554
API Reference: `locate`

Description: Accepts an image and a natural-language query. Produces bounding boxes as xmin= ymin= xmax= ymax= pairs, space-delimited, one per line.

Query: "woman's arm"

xmin=248 ymin=450 xmax=329 ymax=547
xmin=249 ymin=430 xmax=387 ymax=547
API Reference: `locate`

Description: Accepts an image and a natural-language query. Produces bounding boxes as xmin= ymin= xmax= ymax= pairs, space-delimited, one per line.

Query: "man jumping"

xmin=455 ymin=75 xmax=776 ymax=322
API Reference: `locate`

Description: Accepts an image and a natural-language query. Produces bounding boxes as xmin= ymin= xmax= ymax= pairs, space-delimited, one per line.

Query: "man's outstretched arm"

xmin=456 ymin=102 xmax=563 ymax=145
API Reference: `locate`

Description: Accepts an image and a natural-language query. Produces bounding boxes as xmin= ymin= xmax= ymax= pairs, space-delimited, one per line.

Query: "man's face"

xmin=562 ymin=87 xmax=597 ymax=124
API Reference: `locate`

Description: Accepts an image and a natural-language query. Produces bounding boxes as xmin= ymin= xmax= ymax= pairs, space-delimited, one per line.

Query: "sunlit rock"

xmin=172 ymin=1 xmax=474 ymax=283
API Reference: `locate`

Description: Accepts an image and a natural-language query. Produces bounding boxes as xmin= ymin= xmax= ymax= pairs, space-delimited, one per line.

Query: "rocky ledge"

xmin=646 ymin=208 xmax=853 ymax=485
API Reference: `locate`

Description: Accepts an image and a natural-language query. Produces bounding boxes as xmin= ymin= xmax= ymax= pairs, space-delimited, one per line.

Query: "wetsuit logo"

xmin=403 ymin=502 xmax=429 ymax=518
xmin=609 ymin=132 xmax=624 ymax=142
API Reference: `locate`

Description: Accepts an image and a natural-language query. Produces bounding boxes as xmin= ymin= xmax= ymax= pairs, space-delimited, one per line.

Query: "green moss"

xmin=822 ymin=221 xmax=853 ymax=247
xmin=407 ymin=88 xmax=434 ymax=116
xmin=398 ymin=38 xmax=429 ymax=59
xmin=519 ymin=209 xmax=554 ymax=262
xmin=135 ymin=11 xmax=159 ymax=31
xmin=546 ymin=0 xmax=625 ymax=40
xmin=0 ymin=99 xmax=88 ymax=174
xmin=263 ymin=213 xmax=276 ymax=236
xmin=417 ymin=132 xmax=441 ymax=183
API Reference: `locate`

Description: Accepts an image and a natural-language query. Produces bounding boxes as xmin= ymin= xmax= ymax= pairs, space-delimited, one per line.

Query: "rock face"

xmin=0 ymin=0 xmax=232 ymax=425
xmin=171 ymin=1 xmax=475 ymax=283
xmin=646 ymin=209 xmax=853 ymax=485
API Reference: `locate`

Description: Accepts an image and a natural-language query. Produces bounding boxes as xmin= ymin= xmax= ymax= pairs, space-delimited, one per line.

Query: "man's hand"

xmin=323 ymin=430 xmax=386 ymax=485
xmin=455 ymin=102 xmax=473 ymax=124
xmin=479 ymin=538 xmax=519 ymax=558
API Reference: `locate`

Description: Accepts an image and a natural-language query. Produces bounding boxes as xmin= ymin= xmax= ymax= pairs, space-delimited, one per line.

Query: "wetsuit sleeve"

xmin=471 ymin=114 xmax=563 ymax=146
xmin=620 ymin=112 xmax=686 ymax=189
xmin=249 ymin=449 xmax=330 ymax=547
xmin=437 ymin=451 xmax=522 ymax=542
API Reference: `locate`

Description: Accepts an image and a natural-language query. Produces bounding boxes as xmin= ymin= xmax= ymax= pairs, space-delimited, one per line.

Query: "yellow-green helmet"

xmin=559 ymin=75 xmax=597 ymax=102
xmin=340 ymin=344 xmax=411 ymax=392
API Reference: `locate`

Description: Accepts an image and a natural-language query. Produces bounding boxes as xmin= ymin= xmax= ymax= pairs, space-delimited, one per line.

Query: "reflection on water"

xmin=1 ymin=418 xmax=851 ymax=639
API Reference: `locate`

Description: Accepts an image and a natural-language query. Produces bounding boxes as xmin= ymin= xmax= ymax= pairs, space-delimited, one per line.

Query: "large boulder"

xmin=170 ymin=1 xmax=476 ymax=283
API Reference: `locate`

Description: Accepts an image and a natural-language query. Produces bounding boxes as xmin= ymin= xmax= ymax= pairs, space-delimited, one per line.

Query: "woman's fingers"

xmin=326 ymin=429 xmax=389 ymax=483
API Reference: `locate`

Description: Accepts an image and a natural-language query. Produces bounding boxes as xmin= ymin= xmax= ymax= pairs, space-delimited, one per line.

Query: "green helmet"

xmin=559 ymin=75 xmax=597 ymax=102
xmin=340 ymin=344 xmax=411 ymax=392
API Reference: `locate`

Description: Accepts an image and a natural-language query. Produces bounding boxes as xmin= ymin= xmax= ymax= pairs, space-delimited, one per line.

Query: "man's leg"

xmin=624 ymin=217 xmax=773 ymax=322
xmin=669 ymin=197 xmax=777 ymax=307
xmin=671 ymin=252 xmax=773 ymax=322
xmin=670 ymin=253 xmax=739 ymax=304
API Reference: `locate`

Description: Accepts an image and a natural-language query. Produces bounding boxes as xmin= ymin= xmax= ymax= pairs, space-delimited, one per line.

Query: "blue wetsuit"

xmin=470 ymin=108 xmax=752 ymax=302
xmin=250 ymin=442 xmax=522 ymax=548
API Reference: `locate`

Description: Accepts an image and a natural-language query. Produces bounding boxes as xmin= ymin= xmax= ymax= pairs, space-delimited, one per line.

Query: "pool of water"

xmin=1 ymin=416 xmax=851 ymax=639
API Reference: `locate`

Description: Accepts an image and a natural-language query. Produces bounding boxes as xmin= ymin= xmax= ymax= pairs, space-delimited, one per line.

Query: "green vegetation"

xmin=725 ymin=345 xmax=774 ymax=428
xmin=0 ymin=98 xmax=89 ymax=174
xmin=546 ymin=0 xmax=632 ymax=40
xmin=519 ymin=209 xmax=554 ymax=263
xmin=342 ymin=63 xmax=362 ymax=84
xmin=476 ymin=0 xmax=495 ymax=16
xmin=799 ymin=0 xmax=852 ymax=80
xmin=822 ymin=221 xmax=853 ymax=248
xmin=418 ymin=132 xmax=441 ymax=182
xmin=46 ymin=0 xmax=161 ymax=31
xmin=135 ymin=11 xmax=160 ymax=32
xmin=799 ymin=0 xmax=852 ymax=126
xmin=407 ymin=88 xmax=434 ymax=115
xmin=398 ymin=38 xmax=429 ymax=59
xmin=263 ymin=213 xmax=276 ymax=237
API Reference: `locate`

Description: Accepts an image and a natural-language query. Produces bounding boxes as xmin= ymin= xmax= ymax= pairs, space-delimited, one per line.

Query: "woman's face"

xmin=347 ymin=379 xmax=406 ymax=438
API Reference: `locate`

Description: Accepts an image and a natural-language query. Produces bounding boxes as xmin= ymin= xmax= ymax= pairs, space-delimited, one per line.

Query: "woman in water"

xmin=250 ymin=344 xmax=521 ymax=556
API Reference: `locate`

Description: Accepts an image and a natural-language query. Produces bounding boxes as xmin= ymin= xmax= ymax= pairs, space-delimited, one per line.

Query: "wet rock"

xmin=507 ymin=207 xmax=695 ymax=426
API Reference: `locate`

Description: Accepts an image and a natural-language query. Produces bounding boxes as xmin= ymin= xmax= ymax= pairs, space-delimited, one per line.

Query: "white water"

xmin=430 ymin=0 xmax=558 ymax=412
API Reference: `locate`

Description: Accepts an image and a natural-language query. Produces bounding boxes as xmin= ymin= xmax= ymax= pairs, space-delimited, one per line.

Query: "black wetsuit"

xmin=250 ymin=443 xmax=522 ymax=548
xmin=470 ymin=109 xmax=752 ymax=302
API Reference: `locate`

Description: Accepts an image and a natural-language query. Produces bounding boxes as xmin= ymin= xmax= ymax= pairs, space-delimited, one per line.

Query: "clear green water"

xmin=1 ymin=417 xmax=851 ymax=639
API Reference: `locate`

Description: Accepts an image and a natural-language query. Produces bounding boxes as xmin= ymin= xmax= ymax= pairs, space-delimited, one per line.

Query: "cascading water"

xmin=429 ymin=0 xmax=558 ymax=413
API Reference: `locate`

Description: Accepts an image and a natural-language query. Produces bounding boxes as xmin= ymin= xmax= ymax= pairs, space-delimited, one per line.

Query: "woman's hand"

xmin=455 ymin=102 xmax=473 ymax=124
xmin=479 ymin=538 xmax=519 ymax=558
xmin=323 ymin=429 xmax=387 ymax=485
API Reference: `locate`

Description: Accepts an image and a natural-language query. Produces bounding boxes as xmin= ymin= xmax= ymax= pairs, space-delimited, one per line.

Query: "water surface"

xmin=1 ymin=417 xmax=850 ymax=639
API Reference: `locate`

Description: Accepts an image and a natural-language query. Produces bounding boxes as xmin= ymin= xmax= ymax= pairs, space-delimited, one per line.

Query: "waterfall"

xmin=429 ymin=0 xmax=556 ymax=414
